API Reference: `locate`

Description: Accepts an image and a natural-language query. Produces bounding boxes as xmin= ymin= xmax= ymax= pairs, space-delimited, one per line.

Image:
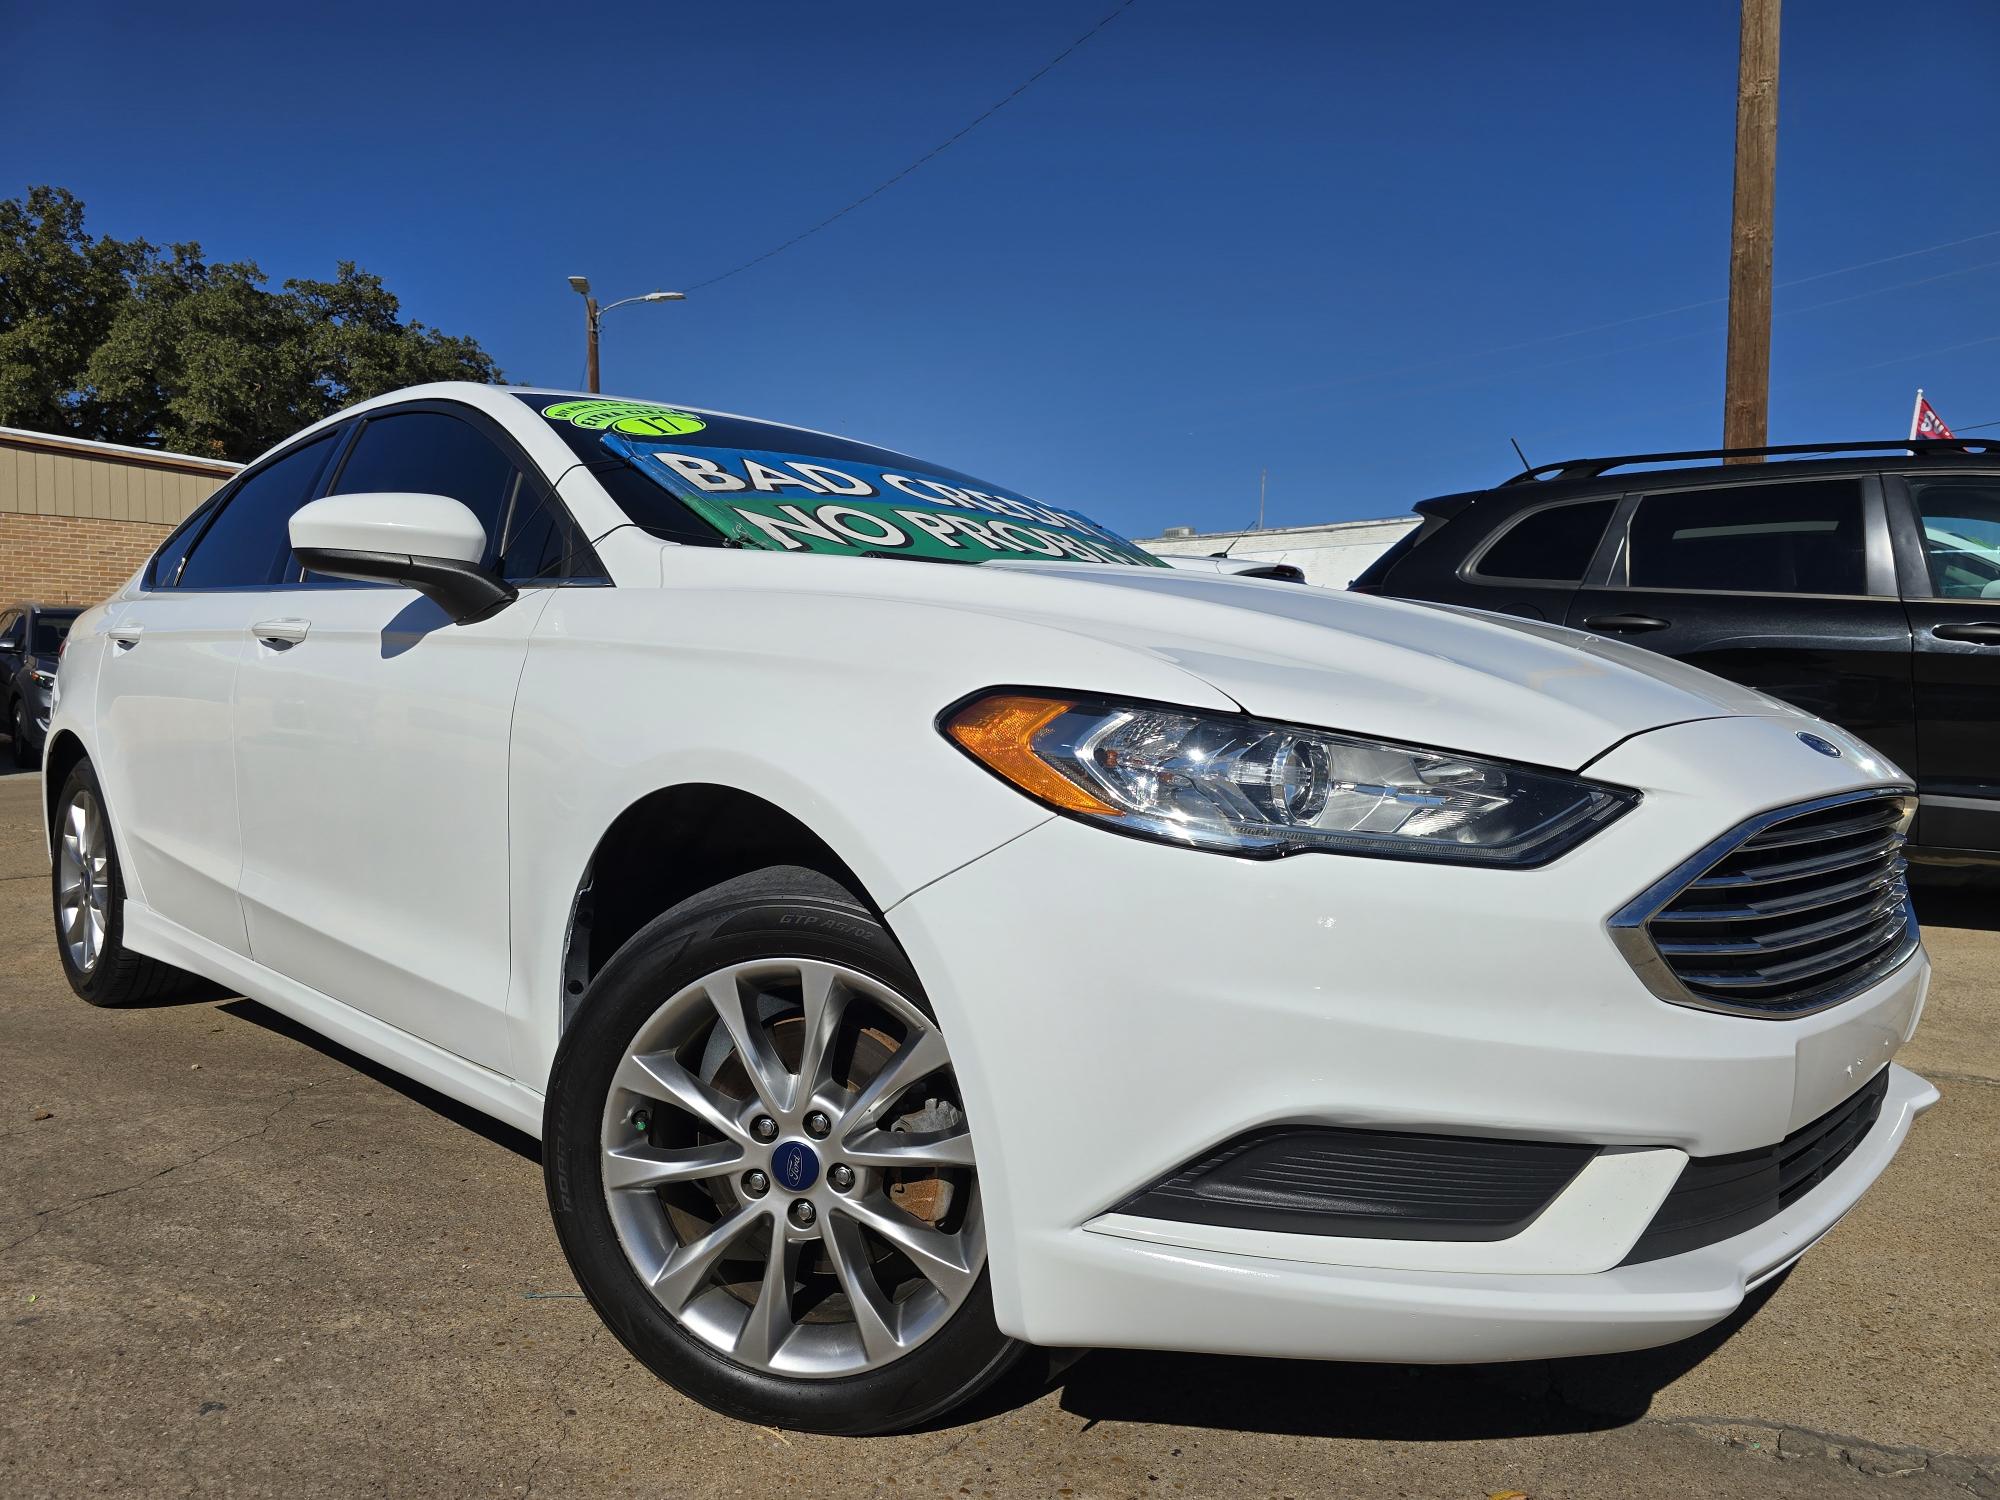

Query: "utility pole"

xmin=583 ymin=294 xmax=602 ymax=393
xmin=1723 ymin=0 xmax=1780 ymax=460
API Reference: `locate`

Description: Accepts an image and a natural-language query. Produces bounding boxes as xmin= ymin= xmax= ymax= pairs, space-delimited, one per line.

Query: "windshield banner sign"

xmin=603 ymin=436 xmax=1162 ymax=568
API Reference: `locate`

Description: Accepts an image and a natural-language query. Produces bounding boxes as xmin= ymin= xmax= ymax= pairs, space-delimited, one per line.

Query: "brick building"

xmin=1 ymin=427 xmax=239 ymax=606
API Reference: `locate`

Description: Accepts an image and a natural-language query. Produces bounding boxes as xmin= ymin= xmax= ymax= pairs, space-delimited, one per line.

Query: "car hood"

xmin=652 ymin=548 xmax=1806 ymax=771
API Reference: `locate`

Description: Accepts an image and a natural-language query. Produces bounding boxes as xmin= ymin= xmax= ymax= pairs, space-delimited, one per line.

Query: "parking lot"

xmin=0 ymin=766 xmax=1993 ymax=1499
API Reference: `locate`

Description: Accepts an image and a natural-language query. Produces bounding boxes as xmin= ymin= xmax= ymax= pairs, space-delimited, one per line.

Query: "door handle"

xmin=252 ymin=618 xmax=311 ymax=647
xmin=1931 ymin=621 xmax=2000 ymax=645
xmin=106 ymin=625 xmax=143 ymax=649
xmin=1582 ymin=613 xmax=1671 ymax=634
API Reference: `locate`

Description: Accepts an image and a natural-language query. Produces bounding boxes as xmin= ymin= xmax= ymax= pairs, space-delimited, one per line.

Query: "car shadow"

xmin=379 ymin=595 xmax=453 ymax=659
xmin=217 ymin=997 xmax=541 ymax=1164
xmin=947 ymin=1273 xmax=1792 ymax=1440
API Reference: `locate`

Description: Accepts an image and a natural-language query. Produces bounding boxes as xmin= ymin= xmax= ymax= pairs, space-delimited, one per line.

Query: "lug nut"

xmin=804 ymin=1110 xmax=832 ymax=1139
xmin=742 ymin=1169 xmax=769 ymax=1197
xmin=789 ymin=1199 xmax=817 ymax=1228
xmin=752 ymin=1116 xmax=778 ymax=1141
xmin=829 ymin=1164 xmax=855 ymax=1192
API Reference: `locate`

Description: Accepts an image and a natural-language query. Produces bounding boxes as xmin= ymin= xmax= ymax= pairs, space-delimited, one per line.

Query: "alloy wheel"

xmin=599 ymin=958 xmax=982 ymax=1378
xmin=56 ymin=788 xmax=109 ymax=973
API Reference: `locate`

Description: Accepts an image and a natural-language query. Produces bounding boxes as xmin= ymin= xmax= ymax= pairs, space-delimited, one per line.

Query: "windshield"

xmin=522 ymin=395 xmax=1161 ymax=568
xmin=31 ymin=612 xmax=78 ymax=655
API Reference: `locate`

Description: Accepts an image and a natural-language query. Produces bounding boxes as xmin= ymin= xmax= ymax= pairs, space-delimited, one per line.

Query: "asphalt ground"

xmin=1 ymin=765 xmax=1994 ymax=1499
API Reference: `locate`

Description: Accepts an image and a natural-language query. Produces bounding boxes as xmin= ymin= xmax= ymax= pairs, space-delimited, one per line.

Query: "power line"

xmin=1356 ymin=254 xmax=2000 ymax=408
xmin=1318 ymin=226 xmax=2000 ymax=391
xmin=686 ymin=1 xmax=1140 ymax=292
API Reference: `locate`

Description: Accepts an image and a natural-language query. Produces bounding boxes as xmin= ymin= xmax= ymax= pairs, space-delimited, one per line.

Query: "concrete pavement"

xmin=1 ymin=769 xmax=1994 ymax=1498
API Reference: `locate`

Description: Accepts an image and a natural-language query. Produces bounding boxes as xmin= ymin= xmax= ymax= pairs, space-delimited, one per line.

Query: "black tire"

xmin=8 ymin=700 xmax=29 ymax=770
xmin=545 ymin=864 xmax=1028 ymax=1434
xmin=50 ymin=758 xmax=210 ymax=1007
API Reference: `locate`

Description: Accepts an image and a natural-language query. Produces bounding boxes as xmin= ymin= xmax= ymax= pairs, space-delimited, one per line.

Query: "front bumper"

xmin=887 ymin=713 xmax=1934 ymax=1360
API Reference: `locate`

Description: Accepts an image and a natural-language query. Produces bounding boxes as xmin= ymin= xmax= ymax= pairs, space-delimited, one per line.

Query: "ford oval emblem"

xmin=770 ymin=1140 xmax=820 ymax=1193
xmin=1798 ymin=732 xmax=1843 ymax=759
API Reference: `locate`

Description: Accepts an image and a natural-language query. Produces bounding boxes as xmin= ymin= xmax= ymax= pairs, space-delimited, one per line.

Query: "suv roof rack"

xmin=1501 ymin=438 xmax=2000 ymax=486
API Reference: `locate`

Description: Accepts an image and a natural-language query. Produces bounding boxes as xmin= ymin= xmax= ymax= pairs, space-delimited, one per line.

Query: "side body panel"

xmin=500 ymin=555 xmax=1244 ymax=1089
xmin=233 ymin=585 xmax=554 ymax=1073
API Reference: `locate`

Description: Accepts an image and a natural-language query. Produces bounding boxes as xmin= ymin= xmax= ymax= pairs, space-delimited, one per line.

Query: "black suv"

xmin=1353 ymin=440 xmax=2000 ymax=866
xmin=0 ymin=602 xmax=81 ymax=769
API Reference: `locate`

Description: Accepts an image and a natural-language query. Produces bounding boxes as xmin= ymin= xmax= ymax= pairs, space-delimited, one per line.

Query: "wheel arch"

xmin=559 ymin=781 xmax=878 ymax=1033
xmin=42 ymin=729 xmax=89 ymax=842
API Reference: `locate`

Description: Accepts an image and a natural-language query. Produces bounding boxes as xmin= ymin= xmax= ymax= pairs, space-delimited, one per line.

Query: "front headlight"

xmin=942 ymin=691 xmax=1637 ymax=866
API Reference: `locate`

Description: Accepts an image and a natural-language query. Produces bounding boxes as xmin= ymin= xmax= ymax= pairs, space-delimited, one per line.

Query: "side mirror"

xmin=289 ymin=493 xmax=517 ymax=624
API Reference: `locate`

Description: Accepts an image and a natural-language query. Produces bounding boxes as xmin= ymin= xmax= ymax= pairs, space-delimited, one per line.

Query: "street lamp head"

xmin=643 ymin=291 xmax=687 ymax=302
xmin=566 ymin=276 xmax=591 ymax=296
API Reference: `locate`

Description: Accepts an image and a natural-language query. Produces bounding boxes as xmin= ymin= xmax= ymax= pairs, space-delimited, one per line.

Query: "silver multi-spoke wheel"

xmin=600 ymin=958 xmax=983 ymax=1378
xmin=56 ymin=788 xmax=110 ymax=975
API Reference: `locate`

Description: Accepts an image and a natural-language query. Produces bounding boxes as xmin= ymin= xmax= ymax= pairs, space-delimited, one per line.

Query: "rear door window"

xmin=1473 ymin=499 xmax=1616 ymax=582
xmin=1626 ymin=480 xmax=1867 ymax=596
xmin=177 ymin=435 xmax=340 ymax=589
xmin=1907 ymin=476 xmax=2000 ymax=599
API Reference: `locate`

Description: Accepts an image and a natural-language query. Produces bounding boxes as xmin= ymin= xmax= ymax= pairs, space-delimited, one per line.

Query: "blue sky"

xmin=5 ymin=1 xmax=1996 ymax=537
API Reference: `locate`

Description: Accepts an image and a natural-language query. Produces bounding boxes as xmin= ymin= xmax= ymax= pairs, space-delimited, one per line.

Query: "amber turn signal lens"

xmin=943 ymin=695 xmax=1122 ymax=816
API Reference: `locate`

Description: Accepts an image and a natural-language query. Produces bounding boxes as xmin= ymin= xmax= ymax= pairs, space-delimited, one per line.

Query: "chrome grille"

xmin=1610 ymin=790 xmax=1919 ymax=1018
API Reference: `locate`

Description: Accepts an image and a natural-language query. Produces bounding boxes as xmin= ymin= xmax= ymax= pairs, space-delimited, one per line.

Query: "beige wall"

xmin=0 ymin=432 xmax=237 ymax=606
xmin=1 ymin=435 xmax=234 ymax=526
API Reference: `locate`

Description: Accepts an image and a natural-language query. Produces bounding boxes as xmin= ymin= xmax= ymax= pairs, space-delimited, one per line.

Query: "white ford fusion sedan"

xmin=47 ymin=383 xmax=1936 ymax=1433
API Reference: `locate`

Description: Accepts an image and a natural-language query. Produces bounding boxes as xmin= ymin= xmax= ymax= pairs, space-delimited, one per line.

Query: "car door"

xmin=92 ymin=431 xmax=344 ymax=953
xmin=1563 ymin=473 xmax=1917 ymax=770
xmin=231 ymin=403 xmax=590 ymax=1071
xmin=1888 ymin=471 xmax=2000 ymax=854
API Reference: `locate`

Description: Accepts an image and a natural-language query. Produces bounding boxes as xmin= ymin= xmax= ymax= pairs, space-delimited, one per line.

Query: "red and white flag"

xmin=1910 ymin=389 xmax=1954 ymax=441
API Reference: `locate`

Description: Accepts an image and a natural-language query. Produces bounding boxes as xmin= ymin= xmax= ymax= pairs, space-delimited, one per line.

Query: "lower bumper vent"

xmin=1115 ymin=1127 xmax=1598 ymax=1242
xmin=1619 ymin=1065 xmax=1889 ymax=1265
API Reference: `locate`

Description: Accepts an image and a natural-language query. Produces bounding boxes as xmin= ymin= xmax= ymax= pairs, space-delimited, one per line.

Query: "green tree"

xmin=0 ymin=186 xmax=500 ymax=461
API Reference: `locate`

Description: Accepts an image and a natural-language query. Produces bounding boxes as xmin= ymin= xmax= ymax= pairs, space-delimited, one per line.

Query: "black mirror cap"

xmin=295 ymin=547 xmax=518 ymax=624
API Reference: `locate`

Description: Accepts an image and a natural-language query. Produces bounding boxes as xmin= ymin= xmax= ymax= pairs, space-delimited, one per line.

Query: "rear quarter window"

xmin=1471 ymin=498 xmax=1617 ymax=583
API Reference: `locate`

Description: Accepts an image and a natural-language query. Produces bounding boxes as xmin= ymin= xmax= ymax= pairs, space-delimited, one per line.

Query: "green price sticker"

xmin=543 ymin=400 xmax=707 ymax=438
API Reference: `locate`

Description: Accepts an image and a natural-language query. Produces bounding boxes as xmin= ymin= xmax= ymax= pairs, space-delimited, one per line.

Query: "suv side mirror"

xmin=289 ymin=493 xmax=517 ymax=624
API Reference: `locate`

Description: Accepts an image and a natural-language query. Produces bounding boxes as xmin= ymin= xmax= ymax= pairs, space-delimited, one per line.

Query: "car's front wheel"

xmin=544 ymin=865 xmax=1026 ymax=1434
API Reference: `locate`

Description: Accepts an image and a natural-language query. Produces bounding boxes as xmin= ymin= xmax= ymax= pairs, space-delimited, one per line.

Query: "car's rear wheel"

xmin=52 ymin=759 xmax=209 ymax=1006
xmin=544 ymin=865 xmax=1026 ymax=1433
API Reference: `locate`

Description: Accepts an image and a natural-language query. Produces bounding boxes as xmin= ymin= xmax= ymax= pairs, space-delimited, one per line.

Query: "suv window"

xmin=1474 ymin=499 xmax=1616 ymax=583
xmin=328 ymin=411 xmax=515 ymax=565
xmin=1626 ymin=479 xmax=1866 ymax=596
xmin=0 ymin=611 xmax=19 ymax=649
xmin=1908 ymin=476 xmax=2000 ymax=599
xmin=177 ymin=435 xmax=340 ymax=589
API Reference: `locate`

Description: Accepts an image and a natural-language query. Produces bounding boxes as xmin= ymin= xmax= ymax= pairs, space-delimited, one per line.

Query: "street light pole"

xmin=568 ymin=277 xmax=686 ymax=394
